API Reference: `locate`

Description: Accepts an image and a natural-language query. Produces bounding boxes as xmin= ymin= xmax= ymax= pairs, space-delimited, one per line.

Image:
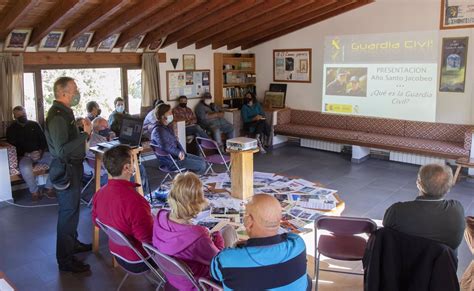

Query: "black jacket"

xmin=363 ymin=228 xmax=459 ymax=291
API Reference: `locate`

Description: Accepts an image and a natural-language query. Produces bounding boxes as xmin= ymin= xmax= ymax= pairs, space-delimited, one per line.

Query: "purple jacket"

xmin=153 ymin=210 xmax=224 ymax=290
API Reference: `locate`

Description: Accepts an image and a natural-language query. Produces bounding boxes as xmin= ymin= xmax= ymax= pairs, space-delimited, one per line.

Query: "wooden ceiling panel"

xmin=242 ymin=0 xmax=374 ymax=49
xmin=0 ymin=0 xmax=43 ymax=40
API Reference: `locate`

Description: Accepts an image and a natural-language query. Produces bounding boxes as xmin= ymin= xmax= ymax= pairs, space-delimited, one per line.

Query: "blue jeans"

xmin=186 ymin=124 xmax=209 ymax=138
xmin=175 ymin=154 xmax=207 ymax=174
xmin=56 ymin=162 xmax=83 ymax=265
xmin=19 ymin=152 xmax=53 ymax=193
xmin=208 ymin=119 xmax=235 ymax=146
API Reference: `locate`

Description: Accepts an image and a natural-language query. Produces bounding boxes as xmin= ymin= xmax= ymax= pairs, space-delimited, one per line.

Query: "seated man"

xmin=108 ymin=97 xmax=130 ymax=136
xmin=86 ymin=117 xmax=150 ymax=194
xmin=383 ymin=163 xmax=466 ymax=250
xmin=172 ymin=95 xmax=209 ymax=139
xmin=211 ymin=194 xmax=310 ymax=290
xmin=143 ymin=99 xmax=164 ymax=139
xmin=195 ymin=92 xmax=234 ymax=149
xmin=85 ymin=101 xmax=101 ymax=122
xmin=92 ymin=145 xmax=155 ymax=272
xmin=6 ymin=106 xmax=55 ymax=201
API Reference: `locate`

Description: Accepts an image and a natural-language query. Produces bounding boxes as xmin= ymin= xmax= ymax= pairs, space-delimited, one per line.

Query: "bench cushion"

xmin=404 ymin=121 xmax=469 ymax=143
xmin=275 ymin=124 xmax=360 ymax=141
xmin=291 ymin=110 xmax=346 ymax=129
xmin=358 ymin=133 xmax=468 ymax=157
xmin=346 ymin=116 xmax=405 ymax=136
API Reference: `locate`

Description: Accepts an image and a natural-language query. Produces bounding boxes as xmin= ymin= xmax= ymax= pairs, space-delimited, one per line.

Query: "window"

xmin=127 ymin=69 xmax=142 ymax=115
xmin=41 ymin=68 xmax=122 ymax=119
xmin=23 ymin=72 xmax=37 ymax=121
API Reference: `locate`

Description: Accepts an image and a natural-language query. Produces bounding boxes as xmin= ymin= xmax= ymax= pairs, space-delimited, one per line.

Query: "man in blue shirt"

xmin=211 ymin=194 xmax=310 ymax=290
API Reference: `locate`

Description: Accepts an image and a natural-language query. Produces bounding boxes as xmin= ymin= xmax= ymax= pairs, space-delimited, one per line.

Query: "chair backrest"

xmin=315 ymin=216 xmax=377 ymax=236
xmin=198 ymin=278 xmax=224 ymax=291
xmin=142 ymin=242 xmax=201 ymax=290
xmin=196 ymin=137 xmax=219 ymax=150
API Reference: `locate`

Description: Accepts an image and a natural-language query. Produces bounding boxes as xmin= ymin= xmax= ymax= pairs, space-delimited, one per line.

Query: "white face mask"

xmin=204 ymin=99 xmax=212 ymax=105
xmin=116 ymin=105 xmax=124 ymax=113
xmin=166 ymin=114 xmax=174 ymax=124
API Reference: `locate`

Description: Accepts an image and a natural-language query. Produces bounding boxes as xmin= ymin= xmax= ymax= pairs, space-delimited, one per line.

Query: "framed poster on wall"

xmin=166 ymin=70 xmax=210 ymax=101
xmin=439 ymin=37 xmax=468 ymax=92
xmin=440 ymin=0 xmax=474 ymax=29
xmin=273 ymin=48 xmax=311 ymax=83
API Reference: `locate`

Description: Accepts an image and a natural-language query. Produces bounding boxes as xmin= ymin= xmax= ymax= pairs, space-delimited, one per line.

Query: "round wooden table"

xmin=453 ymin=157 xmax=474 ymax=185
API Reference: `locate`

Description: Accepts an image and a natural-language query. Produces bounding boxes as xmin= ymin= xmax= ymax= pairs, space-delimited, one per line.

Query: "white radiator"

xmin=300 ymin=138 xmax=343 ymax=153
xmin=389 ymin=151 xmax=445 ymax=165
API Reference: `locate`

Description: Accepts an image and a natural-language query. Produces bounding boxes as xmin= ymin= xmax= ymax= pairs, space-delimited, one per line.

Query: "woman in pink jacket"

xmin=153 ymin=172 xmax=228 ymax=290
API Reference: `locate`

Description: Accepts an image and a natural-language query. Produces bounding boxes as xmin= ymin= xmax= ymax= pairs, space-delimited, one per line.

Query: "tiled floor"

xmin=1 ymin=142 xmax=472 ymax=290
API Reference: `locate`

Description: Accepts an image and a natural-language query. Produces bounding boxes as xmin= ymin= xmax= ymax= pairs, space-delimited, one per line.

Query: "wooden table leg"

xmin=92 ymin=153 xmax=103 ymax=253
xmin=453 ymin=165 xmax=462 ymax=185
xmin=230 ymin=150 xmax=257 ymax=200
xmin=132 ymin=150 xmax=144 ymax=196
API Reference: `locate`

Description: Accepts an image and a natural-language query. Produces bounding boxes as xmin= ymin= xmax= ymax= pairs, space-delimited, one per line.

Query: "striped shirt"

xmin=211 ymin=233 xmax=309 ymax=290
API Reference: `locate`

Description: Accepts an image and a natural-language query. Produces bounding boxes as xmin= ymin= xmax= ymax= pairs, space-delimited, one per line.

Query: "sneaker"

xmin=44 ymin=188 xmax=57 ymax=199
xmin=59 ymin=257 xmax=91 ymax=273
xmin=74 ymin=241 xmax=92 ymax=254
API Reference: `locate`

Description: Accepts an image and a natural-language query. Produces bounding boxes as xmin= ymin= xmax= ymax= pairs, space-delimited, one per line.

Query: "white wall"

xmin=252 ymin=0 xmax=474 ymax=125
xmin=158 ymin=44 xmax=248 ymax=111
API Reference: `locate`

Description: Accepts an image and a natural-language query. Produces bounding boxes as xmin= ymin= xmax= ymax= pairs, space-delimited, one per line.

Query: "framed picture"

xmin=183 ymin=54 xmax=196 ymax=70
xmin=166 ymin=70 xmax=210 ymax=101
xmin=264 ymin=91 xmax=286 ymax=108
xmin=4 ymin=29 xmax=31 ymax=51
xmin=273 ymin=48 xmax=311 ymax=83
xmin=122 ymin=34 xmax=145 ymax=52
xmin=439 ymin=37 xmax=469 ymax=93
xmin=440 ymin=0 xmax=474 ymax=30
xmin=38 ymin=30 xmax=64 ymax=51
xmin=69 ymin=32 xmax=94 ymax=52
xmin=96 ymin=33 xmax=120 ymax=52
xmin=146 ymin=36 xmax=167 ymax=52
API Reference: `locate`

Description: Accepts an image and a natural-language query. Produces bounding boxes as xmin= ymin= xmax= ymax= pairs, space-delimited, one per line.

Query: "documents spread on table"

xmin=147 ymin=171 xmax=339 ymax=237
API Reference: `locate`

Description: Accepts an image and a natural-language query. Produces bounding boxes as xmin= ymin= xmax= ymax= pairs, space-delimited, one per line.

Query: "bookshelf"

xmin=214 ymin=53 xmax=256 ymax=109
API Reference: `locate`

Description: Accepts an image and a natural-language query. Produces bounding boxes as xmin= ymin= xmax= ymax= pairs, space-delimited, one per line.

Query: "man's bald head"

xmin=92 ymin=117 xmax=108 ymax=133
xmin=244 ymin=194 xmax=282 ymax=238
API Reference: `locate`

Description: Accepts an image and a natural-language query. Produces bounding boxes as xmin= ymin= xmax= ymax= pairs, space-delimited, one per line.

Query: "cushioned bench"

xmin=275 ymin=108 xmax=473 ymax=160
xmin=0 ymin=141 xmax=50 ymax=182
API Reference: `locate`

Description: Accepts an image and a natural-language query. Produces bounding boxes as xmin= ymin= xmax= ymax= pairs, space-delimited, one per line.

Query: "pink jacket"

xmin=153 ymin=209 xmax=224 ymax=290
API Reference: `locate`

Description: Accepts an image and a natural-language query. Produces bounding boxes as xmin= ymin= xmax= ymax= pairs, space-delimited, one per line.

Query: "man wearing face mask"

xmin=143 ymin=99 xmax=164 ymax=139
xmin=108 ymin=97 xmax=130 ymax=136
xmin=85 ymin=101 xmax=101 ymax=122
xmin=195 ymin=92 xmax=235 ymax=150
xmin=172 ymin=95 xmax=209 ymax=139
xmin=7 ymin=106 xmax=55 ymax=201
xmin=45 ymin=76 xmax=93 ymax=273
xmin=151 ymin=103 xmax=206 ymax=174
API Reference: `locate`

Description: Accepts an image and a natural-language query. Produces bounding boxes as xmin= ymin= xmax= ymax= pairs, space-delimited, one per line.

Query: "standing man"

xmin=108 ymin=97 xmax=130 ymax=136
xmin=7 ymin=106 xmax=55 ymax=201
xmin=195 ymin=92 xmax=234 ymax=150
xmin=45 ymin=77 xmax=92 ymax=273
xmin=172 ymin=95 xmax=209 ymax=139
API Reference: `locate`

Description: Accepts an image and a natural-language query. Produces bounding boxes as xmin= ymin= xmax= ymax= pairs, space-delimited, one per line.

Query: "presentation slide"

xmin=322 ymin=31 xmax=438 ymax=122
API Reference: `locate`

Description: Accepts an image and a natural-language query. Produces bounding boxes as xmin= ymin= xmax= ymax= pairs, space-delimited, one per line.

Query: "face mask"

xmin=98 ymin=128 xmax=111 ymax=137
xmin=71 ymin=92 xmax=81 ymax=107
xmin=97 ymin=109 xmax=102 ymax=116
xmin=17 ymin=115 xmax=27 ymax=124
xmin=166 ymin=114 xmax=174 ymax=124
xmin=116 ymin=105 xmax=124 ymax=113
xmin=204 ymin=99 xmax=211 ymax=105
xmin=179 ymin=103 xmax=187 ymax=108
xmin=246 ymin=98 xmax=253 ymax=105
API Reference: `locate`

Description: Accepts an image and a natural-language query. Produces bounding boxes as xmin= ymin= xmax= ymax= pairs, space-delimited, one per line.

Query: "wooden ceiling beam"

xmin=61 ymin=0 xmax=131 ymax=46
xmin=89 ymin=0 xmax=173 ymax=47
xmin=0 ymin=0 xmax=41 ymax=40
xmin=29 ymin=0 xmax=88 ymax=46
xmin=205 ymin=0 xmax=318 ymax=50
xmin=167 ymin=0 xmax=262 ymax=49
xmin=142 ymin=0 xmax=237 ymax=49
xmin=193 ymin=0 xmax=289 ymax=50
xmin=214 ymin=0 xmax=336 ymax=50
xmin=113 ymin=0 xmax=207 ymax=48
xmin=241 ymin=0 xmax=374 ymax=49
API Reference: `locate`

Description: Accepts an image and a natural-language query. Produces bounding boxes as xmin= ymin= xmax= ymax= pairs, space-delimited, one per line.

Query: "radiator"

xmin=389 ymin=151 xmax=445 ymax=165
xmin=300 ymin=138 xmax=343 ymax=152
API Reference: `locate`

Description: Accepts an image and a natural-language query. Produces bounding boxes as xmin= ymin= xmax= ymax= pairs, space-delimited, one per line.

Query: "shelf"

xmin=223 ymin=57 xmax=255 ymax=61
xmin=223 ymin=83 xmax=256 ymax=87
xmin=223 ymin=97 xmax=244 ymax=100
xmin=223 ymin=69 xmax=254 ymax=73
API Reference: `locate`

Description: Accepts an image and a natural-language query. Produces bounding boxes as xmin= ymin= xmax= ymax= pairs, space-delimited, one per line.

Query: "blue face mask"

xmin=166 ymin=115 xmax=174 ymax=124
xmin=116 ymin=105 xmax=124 ymax=113
xmin=98 ymin=128 xmax=111 ymax=137
xmin=71 ymin=92 xmax=81 ymax=107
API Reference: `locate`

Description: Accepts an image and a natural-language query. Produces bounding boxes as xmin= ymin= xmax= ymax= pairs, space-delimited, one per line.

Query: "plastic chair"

xmin=198 ymin=278 xmax=224 ymax=291
xmin=196 ymin=137 xmax=231 ymax=174
xmin=150 ymin=143 xmax=186 ymax=187
xmin=314 ymin=216 xmax=377 ymax=291
xmin=95 ymin=219 xmax=165 ymax=291
xmin=142 ymin=242 xmax=203 ymax=290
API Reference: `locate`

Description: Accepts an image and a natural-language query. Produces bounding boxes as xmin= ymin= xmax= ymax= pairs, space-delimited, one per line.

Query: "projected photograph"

xmin=325 ymin=67 xmax=368 ymax=97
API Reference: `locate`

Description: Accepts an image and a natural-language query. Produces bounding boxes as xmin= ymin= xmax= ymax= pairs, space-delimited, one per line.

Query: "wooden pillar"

xmin=229 ymin=149 xmax=258 ymax=200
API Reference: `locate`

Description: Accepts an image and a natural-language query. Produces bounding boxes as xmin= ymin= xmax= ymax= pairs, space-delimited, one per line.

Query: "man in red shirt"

xmin=92 ymin=145 xmax=154 ymax=272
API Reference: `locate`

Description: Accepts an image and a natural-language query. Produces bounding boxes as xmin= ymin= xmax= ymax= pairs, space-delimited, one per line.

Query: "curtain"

xmin=141 ymin=53 xmax=160 ymax=117
xmin=0 ymin=53 xmax=24 ymax=137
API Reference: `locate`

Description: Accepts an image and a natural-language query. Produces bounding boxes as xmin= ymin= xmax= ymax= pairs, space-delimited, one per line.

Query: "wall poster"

xmin=439 ymin=37 xmax=468 ymax=92
xmin=167 ymin=70 xmax=210 ymax=101
xmin=273 ymin=49 xmax=312 ymax=83
xmin=440 ymin=0 xmax=474 ymax=29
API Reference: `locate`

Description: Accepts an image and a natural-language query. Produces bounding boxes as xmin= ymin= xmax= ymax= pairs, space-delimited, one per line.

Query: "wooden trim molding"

xmin=23 ymin=52 xmax=166 ymax=66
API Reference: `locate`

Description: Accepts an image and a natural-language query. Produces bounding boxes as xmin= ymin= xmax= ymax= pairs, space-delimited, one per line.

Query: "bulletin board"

xmin=166 ymin=69 xmax=211 ymax=101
